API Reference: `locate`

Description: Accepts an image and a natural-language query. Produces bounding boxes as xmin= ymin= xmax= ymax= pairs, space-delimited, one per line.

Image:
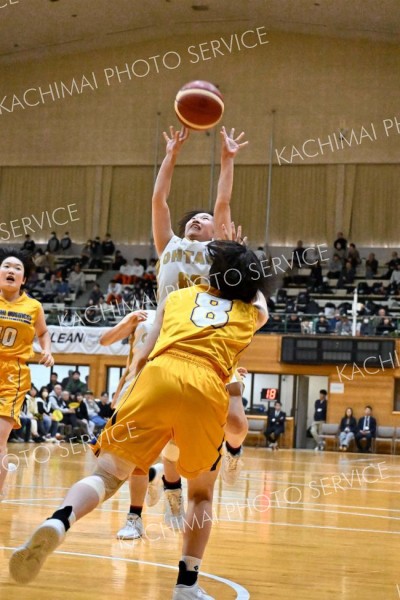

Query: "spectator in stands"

xmin=144 ymin=258 xmax=157 ymax=281
xmin=263 ymin=314 xmax=284 ymax=333
xmin=311 ymin=390 xmax=328 ymax=451
xmin=102 ymin=233 xmax=115 ymax=256
xmin=337 ymin=260 xmax=355 ymax=288
xmin=61 ymin=371 xmax=74 ymax=389
xmin=87 ymin=283 xmax=103 ymax=306
xmin=58 ymin=390 xmax=80 ymax=431
xmin=32 ymin=249 xmax=50 ymax=272
xmin=112 ymin=250 xmax=127 ymax=270
xmin=333 ymin=242 xmax=346 ymax=264
xmin=36 ymin=387 xmax=59 ymax=441
xmin=56 ymin=277 xmax=70 ymax=302
xmin=9 ymin=404 xmax=32 ymax=443
xmin=264 ymin=400 xmax=286 ymax=450
xmin=385 ymin=251 xmax=400 ymax=279
xmin=131 ymin=258 xmax=145 ymax=281
xmin=106 ymin=279 xmax=122 ymax=305
xmin=89 ymin=237 xmax=104 ymax=268
xmin=60 ymin=232 xmax=72 ymax=252
xmin=286 ymin=313 xmax=302 ymax=333
xmin=46 ymin=232 xmax=60 ymax=254
xmin=48 ymin=383 xmax=63 ymax=407
xmin=80 ymin=240 xmax=92 ymax=266
xmin=372 ymin=307 xmax=387 ymax=333
xmin=22 ymin=234 xmax=36 ymax=253
xmin=355 ymin=406 xmax=376 ymax=453
xmin=291 ymin=240 xmax=308 ymax=269
xmin=96 ymin=391 xmax=114 ymax=421
xmin=334 ymin=232 xmax=347 ymax=251
xmin=41 ymin=274 xmax=60 ymax=302
xmin=376 ymin=317 xmax=396 ymax=335
xmin=66 ymin=370 xmax=87 ymax=396
xmin=74 ymin=392 xmax=95 ymax=438
xmin=84 ymin=390 xmax=106 ymax=431
xmin=327 ymin=254 xmax=342 ymax=278
xmin=46 ymin=372 xmax=61 ymax=393
xmin=335 ymin=315 xmax=352 ymax=335
xmin=23 ymin=387 xmax=45 ymax=442
xmin=346 ymin=243 xmax=361 ymax=270
xmin=365 ymin=253 xmax=378 ymax=278
xmin=339 ymin=407 xmax=357 ymax=451
xmin=357 ymin=317 xmax=374 ymax=336
xmin=390 ymin=263 xmax=400 ymax=290
xmin=118 ymin=261 xmax=133 ymax=285
xmin=68 ymin=263 xmax=86 ymax=296
xmin=46 ymin=308 xmax=59 ymax=326
xmin=315 ymin=314 xmax=332 ymax=334
xmin=309 ymin=260 xmax=323 ymax=290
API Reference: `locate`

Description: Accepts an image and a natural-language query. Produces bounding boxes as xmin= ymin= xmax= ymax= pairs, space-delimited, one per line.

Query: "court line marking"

xmin=0 ymin=546 xmax=250 ymax=599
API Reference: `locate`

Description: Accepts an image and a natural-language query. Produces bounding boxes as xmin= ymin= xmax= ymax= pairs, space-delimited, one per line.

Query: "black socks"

xmin=162 ymin=475 xmax=182 ymax=491
xmin=129 ymin=505 xmax=142 ymax=517
xmin=177 ymin=561 xmax=198 ymax=587
xmin=49 ymin=506 xmax=74 ymax=531
xmin=226 ymin=441 xmax=242 ymax=456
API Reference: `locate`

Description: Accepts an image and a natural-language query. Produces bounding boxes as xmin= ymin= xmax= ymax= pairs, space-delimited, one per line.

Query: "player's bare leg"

xmin=173 ymin=470 xmax=218 ymax=600
xmin=9 ymin=452 xmax=133 ymax=584
xmin=116 ymin=471 xmax=148 ymax=540
xmin=162 ymin=441 xmax=186 ymax=530
xmin=221 ymin=386 xmax=247 ymax=485
xmin=0 ymin=416 xmax=15 ymax=500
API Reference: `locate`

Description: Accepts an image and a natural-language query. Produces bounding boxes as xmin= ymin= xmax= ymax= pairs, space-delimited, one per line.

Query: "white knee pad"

xmin=80 ymin=475 xmax=106 ymax=503
xmin=81 ymin=466 xmax=126 ymax=503
xmin=162 ymin=440 xmax=180 ymax=462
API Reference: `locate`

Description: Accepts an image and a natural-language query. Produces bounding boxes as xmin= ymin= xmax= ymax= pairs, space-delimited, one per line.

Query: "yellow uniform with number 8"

xmin=0 ymin=292 xmax=41 ymax=427
xmin=93 ymin=284 xmax=258 ymax=479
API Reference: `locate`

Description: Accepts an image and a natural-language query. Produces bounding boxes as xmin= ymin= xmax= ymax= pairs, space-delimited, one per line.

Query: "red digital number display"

xmin=265 ymin=388 xmax=277 ymax=400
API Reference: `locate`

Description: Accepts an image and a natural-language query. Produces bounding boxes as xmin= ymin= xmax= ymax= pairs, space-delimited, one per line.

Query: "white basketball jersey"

xmin=157 ymin=235 xmax=212 ymax=303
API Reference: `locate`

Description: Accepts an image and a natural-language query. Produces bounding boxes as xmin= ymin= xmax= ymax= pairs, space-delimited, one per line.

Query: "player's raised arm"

xmin=99 ymin=310 xmax=147 ymax=346
xmin=34 ymin=307 xmax=54 ymax=367
xmin=213 ymin=127 xmax=248 ymax=240
xmin=129 ymin=298 xmax=166 ymax=376
xmin=152 ymin=126 xmax=190 ymax=255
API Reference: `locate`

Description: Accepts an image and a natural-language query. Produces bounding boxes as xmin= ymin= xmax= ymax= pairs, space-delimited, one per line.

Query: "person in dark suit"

xmin=265 ymin=401 xmax=286 ymax=450
xmin=355 ymin=406 xmax=377 ymax=452
xmin=339 ymin=407 xmax=357 ymax=451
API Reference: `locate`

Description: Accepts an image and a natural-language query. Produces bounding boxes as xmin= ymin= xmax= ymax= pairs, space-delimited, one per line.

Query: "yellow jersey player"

xmin=0 ymin=249 xmax=54 ymax=499
xmin=10 ymin=240 xmax=268 ymax=600
xmin=105 ymin=124 xmax=250 ymax=541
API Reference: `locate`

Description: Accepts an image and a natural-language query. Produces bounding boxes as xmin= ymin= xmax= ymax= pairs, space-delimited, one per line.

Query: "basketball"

xmin=174 ymin=80 xmax=224 ymax=130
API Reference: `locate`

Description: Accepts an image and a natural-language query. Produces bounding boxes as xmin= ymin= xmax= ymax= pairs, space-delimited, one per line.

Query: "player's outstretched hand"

xmin=220 ymin=126 xmax=248 ymax=159
xmin=221 ymin=222 xmax=248 ymax=245
xmin=237 ymin=366 xmax=248 ymax=378
xmin=40 ymin=351 xmax=54 ymax=367
xmin=163 ymin=125 xmax=190 ymax=156
xmin=128 ymin=310 xmax=148 ymax=325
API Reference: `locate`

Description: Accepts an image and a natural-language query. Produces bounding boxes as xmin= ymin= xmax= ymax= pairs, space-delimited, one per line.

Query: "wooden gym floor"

xmin=0 ymin=445 xmax=399 ymax=599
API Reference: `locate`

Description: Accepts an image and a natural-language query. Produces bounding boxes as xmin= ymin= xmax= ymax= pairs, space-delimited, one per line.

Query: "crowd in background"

xmin=8 ymin=369 xmax=114 ymax=444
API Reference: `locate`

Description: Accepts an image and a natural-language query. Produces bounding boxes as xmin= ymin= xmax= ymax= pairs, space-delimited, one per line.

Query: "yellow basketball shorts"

xmin=93 ymin=350 xmax=229 ymax=479
xmin=0 ymin=359 xmax=31 ymax=428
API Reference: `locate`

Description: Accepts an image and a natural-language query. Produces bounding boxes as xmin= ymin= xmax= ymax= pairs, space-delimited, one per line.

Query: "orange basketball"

xmin=174 ymin=81 xmax=224 ymax=131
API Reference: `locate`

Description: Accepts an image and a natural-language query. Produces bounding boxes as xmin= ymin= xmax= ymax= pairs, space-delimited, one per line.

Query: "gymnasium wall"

xmin=0 ymin=29 xmax=399 ymax=246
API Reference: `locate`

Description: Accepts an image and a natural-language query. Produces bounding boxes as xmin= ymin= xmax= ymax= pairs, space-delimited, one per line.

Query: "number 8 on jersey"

xmin=191 ymin=292 xmax=232 ymax=328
